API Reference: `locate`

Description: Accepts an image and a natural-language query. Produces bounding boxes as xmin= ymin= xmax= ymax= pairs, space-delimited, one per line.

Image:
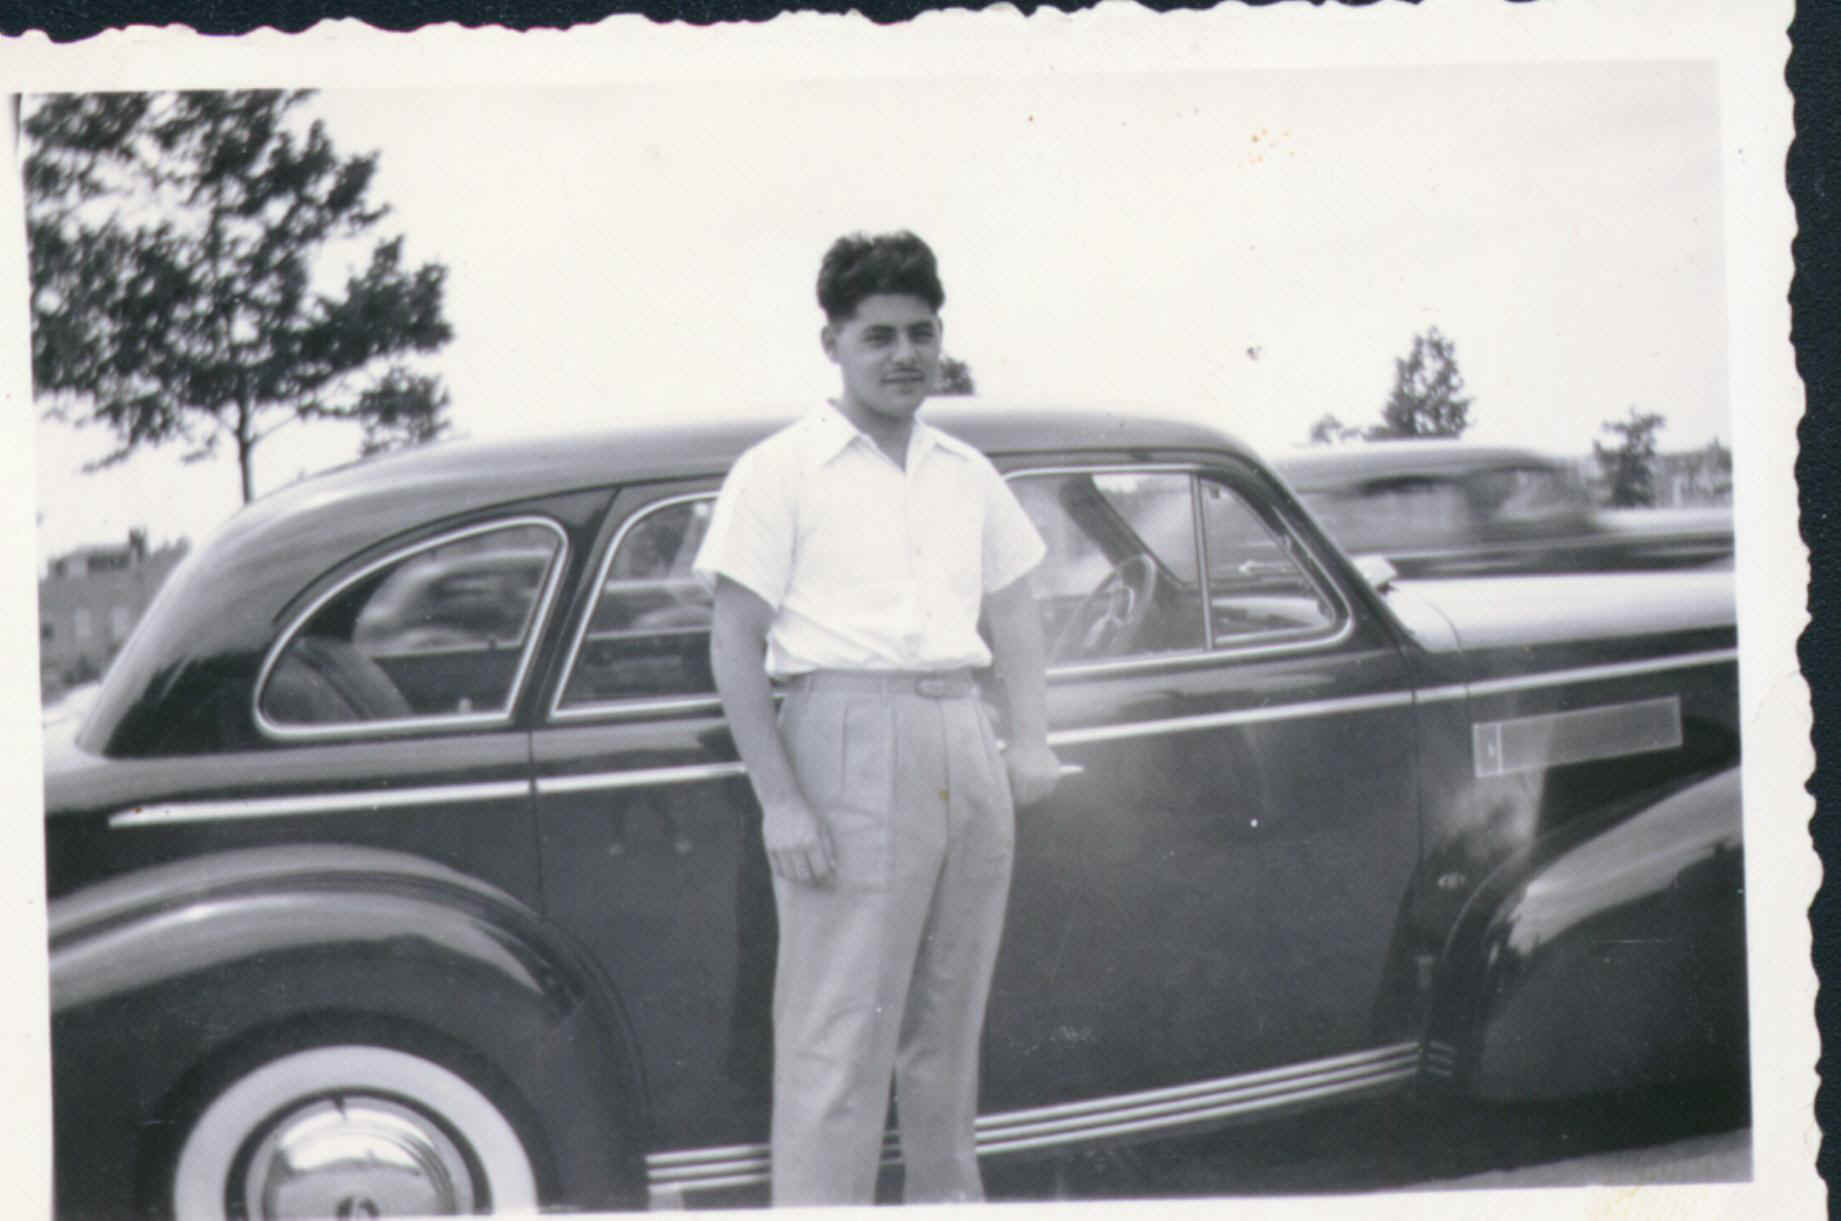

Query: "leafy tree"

xmin=934 ymin=355 xmax=976 ymax=396
xmin=1306 ymin=413 xmax=1362 ymax=445
xmin=1375 ymin=326 xmax=1472 ymax=439
xmin=1593 ymin=406 xmax=1668 ymax=507
xmin=1687 ymin=436 xmax=1734 ymax=504
xmin=25 ymin=90 xmax=453 ymax=503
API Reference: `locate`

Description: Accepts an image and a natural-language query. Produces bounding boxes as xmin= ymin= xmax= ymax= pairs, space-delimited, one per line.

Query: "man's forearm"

xmin=710 ymin=590 xmax=804 ymax=811
xmin=986 ymin=578 xmax=1050 ymax=749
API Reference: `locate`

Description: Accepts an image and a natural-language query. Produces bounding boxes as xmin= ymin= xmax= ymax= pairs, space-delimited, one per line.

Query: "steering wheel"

xmin=1050 ymin=554 xmax=1159 ymax=662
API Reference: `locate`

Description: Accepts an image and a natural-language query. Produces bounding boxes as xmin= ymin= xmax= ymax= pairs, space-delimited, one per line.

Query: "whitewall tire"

xmin=170 ymin=1044 xmax=540 ymax=1219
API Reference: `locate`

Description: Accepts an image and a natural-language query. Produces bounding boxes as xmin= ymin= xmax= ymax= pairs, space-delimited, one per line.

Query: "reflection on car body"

xmin=43 ymin=405 xmax=1746 ymax=1217
xmin=1273 ymin=441 xmax=1733 ymax=577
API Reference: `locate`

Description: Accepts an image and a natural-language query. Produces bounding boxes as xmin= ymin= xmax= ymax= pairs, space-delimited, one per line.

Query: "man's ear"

xmin=819 ymin=322 xmax=839 ymax=363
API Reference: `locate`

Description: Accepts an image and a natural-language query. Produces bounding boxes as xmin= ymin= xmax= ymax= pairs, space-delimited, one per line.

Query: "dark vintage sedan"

xmin=1272 ymin=441 xmax=1735 ymax=577
xmin=43 ymin=405 xmax=1747 ymax=1218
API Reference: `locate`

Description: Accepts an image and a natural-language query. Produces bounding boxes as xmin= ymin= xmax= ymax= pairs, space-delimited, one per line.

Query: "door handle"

xmin=1058 ymin=762 xmax=1086 ymax=778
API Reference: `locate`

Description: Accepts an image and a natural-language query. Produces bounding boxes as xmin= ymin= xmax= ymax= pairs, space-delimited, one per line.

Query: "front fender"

xmin=50 ymin=844 xmax=650 ymax=1215
xmin=1423 ymin=767 xmax=1747 ymax=1101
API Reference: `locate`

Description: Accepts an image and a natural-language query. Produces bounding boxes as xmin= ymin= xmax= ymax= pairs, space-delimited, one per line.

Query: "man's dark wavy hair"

xmin=816 ymin=231 xmax=945 ymax=321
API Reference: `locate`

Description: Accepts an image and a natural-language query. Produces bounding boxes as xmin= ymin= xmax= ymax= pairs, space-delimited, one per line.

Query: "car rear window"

xmin=257 ymin=519 xmax=566 ymax=735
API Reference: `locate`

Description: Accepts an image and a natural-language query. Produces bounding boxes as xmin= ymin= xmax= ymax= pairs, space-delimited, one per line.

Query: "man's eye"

xmin=863 ymin=330 xmax=894 ymax=345
xmin=911 ymin=327 xmax=938 ymax=343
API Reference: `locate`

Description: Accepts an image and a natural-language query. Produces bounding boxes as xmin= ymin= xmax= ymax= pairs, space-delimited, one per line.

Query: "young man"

xmin=695 ymin=231 xmax=1060 ymax=1205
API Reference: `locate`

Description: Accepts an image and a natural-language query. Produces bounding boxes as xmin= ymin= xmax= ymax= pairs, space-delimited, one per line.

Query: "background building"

xmin=39 ymin=532 xmax=189 ymax=702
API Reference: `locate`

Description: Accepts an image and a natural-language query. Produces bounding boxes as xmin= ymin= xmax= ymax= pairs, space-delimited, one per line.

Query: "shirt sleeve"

xmin=693 ymin=444 xmax=796 ymax=609
xmin=980 ymin=460 xmax=1048 ymax=594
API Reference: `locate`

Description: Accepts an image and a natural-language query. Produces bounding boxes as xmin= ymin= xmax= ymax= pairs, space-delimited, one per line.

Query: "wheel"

xmin=168 ymin=1044 xmax=540 ymax=1219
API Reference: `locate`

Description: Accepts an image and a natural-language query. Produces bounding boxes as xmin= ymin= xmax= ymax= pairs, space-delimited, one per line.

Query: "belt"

xmin=783 ymin=669 xmax=978 ymax=699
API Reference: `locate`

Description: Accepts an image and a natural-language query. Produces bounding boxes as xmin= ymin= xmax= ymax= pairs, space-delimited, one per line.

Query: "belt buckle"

xmin=915 ymin=675 xmax=957 ymax=699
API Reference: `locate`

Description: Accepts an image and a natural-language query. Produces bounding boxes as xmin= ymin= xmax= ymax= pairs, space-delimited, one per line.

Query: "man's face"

xmin=822 ymin=293 xmax=943 ymax=423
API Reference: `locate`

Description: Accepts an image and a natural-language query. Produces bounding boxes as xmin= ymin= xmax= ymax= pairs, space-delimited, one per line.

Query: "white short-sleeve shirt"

xmin=693 ymin=403 xmax=1046 ymax=678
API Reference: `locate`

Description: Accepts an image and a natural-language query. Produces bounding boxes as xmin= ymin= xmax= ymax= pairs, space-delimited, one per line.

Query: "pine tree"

xmin=1375 ymin=327 xmax=1472 ymax=439
xmin=1593 ymin=407 xmax=1668 ymax=507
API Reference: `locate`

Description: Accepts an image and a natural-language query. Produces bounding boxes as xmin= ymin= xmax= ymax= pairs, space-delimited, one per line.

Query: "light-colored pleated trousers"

xmin=770 ymin=673 xmax=1015 ymax=1207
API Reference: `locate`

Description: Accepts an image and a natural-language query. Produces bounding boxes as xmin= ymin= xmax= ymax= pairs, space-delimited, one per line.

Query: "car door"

xmin=525 ymin=482 xmax=776 ymax=1159
xmin=525 ymin=461 xmax=1424 ymax=1187
xmin=977 ymin=458 xmax=1422 ymax=1143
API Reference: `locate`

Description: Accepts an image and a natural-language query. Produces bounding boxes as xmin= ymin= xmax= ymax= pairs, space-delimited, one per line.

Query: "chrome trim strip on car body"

xmin=251 ymin=516 xmax=571 ymax=743
xmin=537 ymin=762 xmax=749 ymax=796
xmin=1473 ymin=695 xmax=1683 ymax=779
xmin=642 ymin=1043 xmax=1419 ymax=1204
xmin=1421 ymin=1040 xmax=1460 ymax=1079
xmin=1050 ymin=688 xmax=1418 ymax=747
xmin=1414 ymin=647 xmax=1738 ymax=705
xmin=108 ymin=779 xmax=534 ymax=829
xmin=126 ymin=649 xmax=1738 ymax=829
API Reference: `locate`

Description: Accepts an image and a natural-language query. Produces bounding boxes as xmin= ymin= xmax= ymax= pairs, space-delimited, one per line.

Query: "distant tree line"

xmin=1305 ymin=326 xmax=1716 ymax=509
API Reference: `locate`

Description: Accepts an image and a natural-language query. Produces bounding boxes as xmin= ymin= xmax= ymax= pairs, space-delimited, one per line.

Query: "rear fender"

xmin=50 ymin=844 xmax=650 ymax=1214
xmin=1420 ymin=767 xmax=1747 ymax=1101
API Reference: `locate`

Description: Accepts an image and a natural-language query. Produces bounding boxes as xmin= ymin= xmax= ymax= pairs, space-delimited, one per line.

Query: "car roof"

xmin=231 ymin=401 xmax=1252 ymax=548
xmin=1271 ymin=441 xmax=1571 ymax=491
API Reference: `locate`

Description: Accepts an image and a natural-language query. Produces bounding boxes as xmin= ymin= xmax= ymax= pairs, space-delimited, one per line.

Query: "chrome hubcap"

xmin=239 ymin=1095 xmax=478 ymax=1218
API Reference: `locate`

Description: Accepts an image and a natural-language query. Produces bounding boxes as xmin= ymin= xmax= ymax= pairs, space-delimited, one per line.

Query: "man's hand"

xmin=1005 ymin=741 xmax=1061 ymax=808
xmin=763 ymin=798 xmax=836 ymax=886
xmin=711 ymin=578 xmax=838 ymax=887
xmin=984 ymin=573 xmax=1056 ymax=809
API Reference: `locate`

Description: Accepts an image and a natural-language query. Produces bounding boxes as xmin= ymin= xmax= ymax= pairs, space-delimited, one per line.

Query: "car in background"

xmin=1272 ymin=441 xmax=1733 ymax=578
xmin=44 ymin=406 xmax=1745 ymax=1217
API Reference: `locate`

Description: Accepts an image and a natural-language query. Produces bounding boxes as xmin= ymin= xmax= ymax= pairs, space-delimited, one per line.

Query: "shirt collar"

xmin=804 ymin=400 xmax=957 ymax=468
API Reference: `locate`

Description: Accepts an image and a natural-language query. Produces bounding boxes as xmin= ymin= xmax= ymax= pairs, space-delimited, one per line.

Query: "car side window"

xmin=1200 ymin=479 xmax=1338 ymax=642
xmin=1467 ymin=464 xmax=1591 ymax=526
xmin=1343 ymin=476 xmax=1474 ymax=552
xmin=1010 ymin=470 xmax=1207 ymax=665
xmin=555 ymin=496 xmax=715 ymax=711
xmin=258 ymin=520 xmax=565 ymax=732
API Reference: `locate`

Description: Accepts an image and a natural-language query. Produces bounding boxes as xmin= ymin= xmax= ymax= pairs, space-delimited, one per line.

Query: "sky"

xmin=29 ymin=60 xmax=1729 ymax=562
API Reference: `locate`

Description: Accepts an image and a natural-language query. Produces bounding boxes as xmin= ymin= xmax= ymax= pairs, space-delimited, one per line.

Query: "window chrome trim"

xmin=1004 ymin=463 xmax=1357 ymax=680
xmin=549 ymin=490 xmax=720 ymax=722
xmin=643 ymin=1042 xmax=1419 ymax=1204
xmin=110 ymin=778 xmax=533 ymax=829
xmin=253 ymin=516 xmax=570 ymax=743
xmin=547 ymin=460 xmax=1367 ymax=726
xmin=1191 ymin=471 xmax=1216 ymax=651
xmin=1196 ymin=469 xmax=1351 ymax=654
xmin=580 ymin=625 xmax=712 ymax=644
